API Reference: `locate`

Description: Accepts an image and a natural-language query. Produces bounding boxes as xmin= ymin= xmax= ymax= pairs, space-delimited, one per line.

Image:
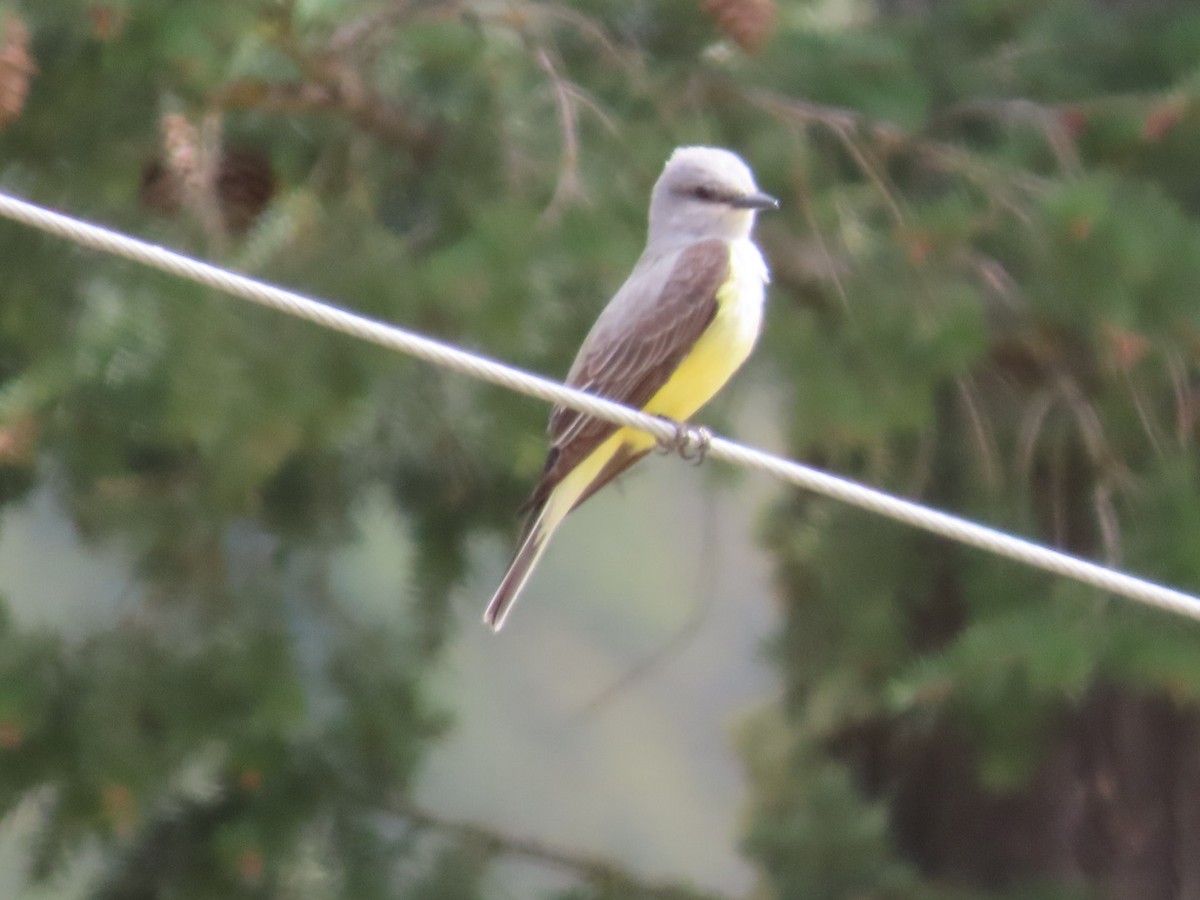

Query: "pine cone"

xmin=214 ymin=149 xmax=277 ymax=233
xmin=702 ymin=0 xmax=777 ymax=54
xmin=141 ymin=149 xmax=276 ymax=234
xmin=0 ymin=13 xmax=35 ymax=130
xmin=88 ymin=5 xmax=127 ymax=41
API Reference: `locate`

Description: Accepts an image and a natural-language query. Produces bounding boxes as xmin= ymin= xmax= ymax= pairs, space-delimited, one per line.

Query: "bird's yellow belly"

xmin=630 ymin=243 xmax=765 ymax=451
xmin=544 ymin=241 xmax=766 ymax=523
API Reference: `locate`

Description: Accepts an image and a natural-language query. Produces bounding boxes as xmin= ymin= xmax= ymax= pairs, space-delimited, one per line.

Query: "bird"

xmin=484 ymin=146 xmax=778 ymax=631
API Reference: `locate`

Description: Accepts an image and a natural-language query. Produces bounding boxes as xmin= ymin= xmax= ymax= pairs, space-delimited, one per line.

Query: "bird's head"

xmin=647 ymin=146 xmax=778 ymax=247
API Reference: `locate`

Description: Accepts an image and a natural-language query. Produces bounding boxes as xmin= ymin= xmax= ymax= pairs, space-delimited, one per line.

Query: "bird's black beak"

xmin=730 ymin=191 xmax=780 ymax=210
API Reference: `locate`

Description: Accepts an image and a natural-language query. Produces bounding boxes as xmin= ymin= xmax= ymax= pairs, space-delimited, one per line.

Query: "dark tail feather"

xmin=485 ymin=445 xmax=646 ymax=631
xmin=483 ymin=508 xmax=550 ymax=631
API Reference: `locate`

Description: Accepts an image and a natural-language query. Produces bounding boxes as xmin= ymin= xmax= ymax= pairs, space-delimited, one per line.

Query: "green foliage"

xmin=739 ymin=708 xmax=923 ymax=899
xmin=4 ymin=0 xmax=1200 ymax=897
xmin=747 ymin=2 xmax=1200 ymax=897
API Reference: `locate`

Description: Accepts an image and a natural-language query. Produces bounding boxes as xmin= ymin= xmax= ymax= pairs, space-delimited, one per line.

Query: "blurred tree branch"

xmin=214 ymin=77 xmax=439 ymax=158
xmin=213 ymin=6 xmax=443 ymax=159
xmin=393 ymin=800 xmax=734 ymax=900
xmin=745 ymin=87 xmax=1051 ymax=203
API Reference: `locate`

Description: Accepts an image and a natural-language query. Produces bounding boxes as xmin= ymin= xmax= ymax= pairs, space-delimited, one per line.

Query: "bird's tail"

xmin=483 ymin=505 xmax=557 ymax=631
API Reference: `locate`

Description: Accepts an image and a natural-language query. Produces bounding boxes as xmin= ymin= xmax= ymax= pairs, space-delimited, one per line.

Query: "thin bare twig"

xmin=827 ymin=119 xmax=908 ymax=227
xmin=749 ymin=89 xmax=908 ymax=226
xmin=533 ymin=2 xmax=639 ymax=74
xmin=1050 ymin=375 xmax=1137 ymax=559
xmin=929 ymin=98 xmax=1083 ymax=177
xmin=1093 ymin=480 xmax=1122 ymax=566
xmin=744 ymin=88 xmax=1050 ymax=210
xmin=1166 ymin=350 xmax=1194 ymax=449
xmin=1056 ymin=376 xmax=1112 ymax=470
xmin=1049 ymin=415 xmax=1068 ymax=547
xmin=537 ymin=47 xmax=588 ymax=222
xmin=1122 ymin=367 xmax=1167 ymax=459
xmin=957 ymin=376 xmax=1002 ymax=491
xmin=391 ymin=800 xmax=733 ymax=900
xmin=794 ymin=158 xmax=854 ymax=316
xmin=577 ymin=486 xmax=722 ymax=715
xmin=1015 ymin=388 xmax=1056 ymax=489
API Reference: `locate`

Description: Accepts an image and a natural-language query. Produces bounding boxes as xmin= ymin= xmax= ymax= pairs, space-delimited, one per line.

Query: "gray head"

xmin=646 ymin=146 xmax=778 ymax=247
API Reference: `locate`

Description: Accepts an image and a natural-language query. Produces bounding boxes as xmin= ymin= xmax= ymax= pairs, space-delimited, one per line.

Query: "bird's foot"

xmin=655 ymin=418 xmax=712 ymax=466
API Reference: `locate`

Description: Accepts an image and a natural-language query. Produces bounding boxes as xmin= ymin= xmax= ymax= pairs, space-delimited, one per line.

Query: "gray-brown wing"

xmin=521 ymin=238 xmax=730 ymax=516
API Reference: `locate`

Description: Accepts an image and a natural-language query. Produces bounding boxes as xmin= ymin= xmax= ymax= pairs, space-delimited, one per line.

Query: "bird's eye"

xmin=692 ymin=185 xmax=720 ymax=202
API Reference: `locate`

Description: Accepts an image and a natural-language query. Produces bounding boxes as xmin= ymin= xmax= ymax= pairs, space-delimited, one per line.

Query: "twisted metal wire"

xmin=1 ymin=190 xmax=1197 ymax=622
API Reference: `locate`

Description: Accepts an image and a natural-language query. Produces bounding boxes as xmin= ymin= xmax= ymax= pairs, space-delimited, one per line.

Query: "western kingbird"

xmin=484 ymin=146 xmax=777 ymax=630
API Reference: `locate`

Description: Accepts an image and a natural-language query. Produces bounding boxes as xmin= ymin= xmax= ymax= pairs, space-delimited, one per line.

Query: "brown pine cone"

xmin=140 ymin=149 xmax=276 ymax=234
xmin=702 ymin=0 xmax=777 ymax=54
xmin=0 ymin=13 xmax=35 ymax=130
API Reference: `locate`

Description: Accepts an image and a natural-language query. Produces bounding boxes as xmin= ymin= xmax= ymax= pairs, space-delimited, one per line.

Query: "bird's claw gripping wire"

xmin=655 ymin=419 xmax=713 ymax=466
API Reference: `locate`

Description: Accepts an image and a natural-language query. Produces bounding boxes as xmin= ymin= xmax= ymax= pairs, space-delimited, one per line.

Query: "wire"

xmin=1 ymin=189 xmax=1198 ymax=623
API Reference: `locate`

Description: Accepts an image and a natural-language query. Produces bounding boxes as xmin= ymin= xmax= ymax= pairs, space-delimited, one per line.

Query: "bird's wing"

xmin=522 ymin=238 xmax=730 ymax=515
